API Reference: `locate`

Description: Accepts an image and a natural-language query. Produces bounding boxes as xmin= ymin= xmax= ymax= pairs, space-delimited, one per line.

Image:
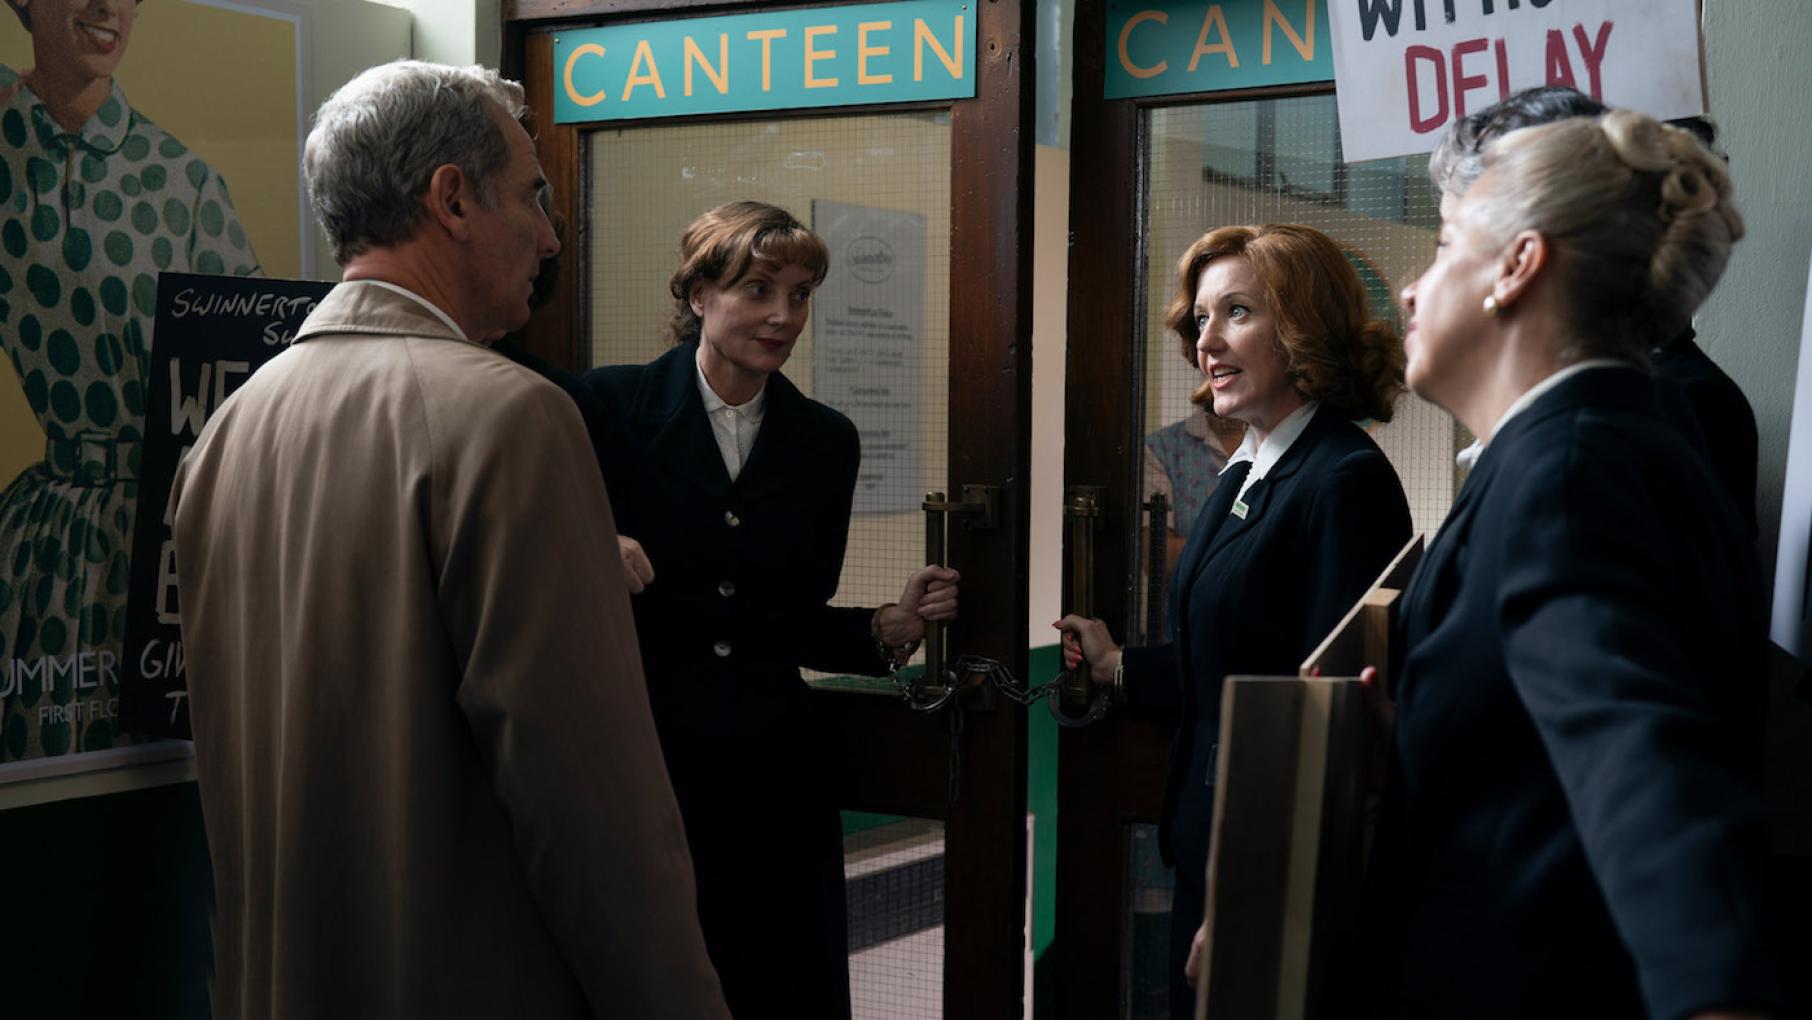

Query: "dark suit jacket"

xmin=1122 ymin=405 xmax=1412 ymax=881
xmin=584 ymin=342 xmax=887 ymax=1019
xmin=1368 ymin=366 xmax=1784 ymax=1019
xmin=1653 ymin=329 xmax=1759 ymax=537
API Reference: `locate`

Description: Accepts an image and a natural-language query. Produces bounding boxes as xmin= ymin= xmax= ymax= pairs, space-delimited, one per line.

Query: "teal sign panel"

xmin=554 ymin=0 xmax=976 ymax=123
xmin=1106 ymin=0 xmax=1332 ymax=99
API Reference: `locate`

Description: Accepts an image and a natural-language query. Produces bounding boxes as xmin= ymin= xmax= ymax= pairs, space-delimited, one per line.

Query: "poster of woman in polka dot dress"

xmin=1 ymin=0 xmax=261 ymax=765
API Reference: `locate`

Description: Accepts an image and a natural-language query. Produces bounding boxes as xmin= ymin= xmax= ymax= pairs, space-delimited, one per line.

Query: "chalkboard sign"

xmin=118 ymin=273 xmax=331 ymax=739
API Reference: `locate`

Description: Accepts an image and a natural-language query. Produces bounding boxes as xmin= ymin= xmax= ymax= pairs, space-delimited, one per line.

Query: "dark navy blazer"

xmin=585 ymin=343 xmax=883 ymax=700
xmin=1122 ymin=404 xmax=1412 ymax=884
xmin=1367 ymin=366 xmax=1784 ymax=1019
xmin=584 ymin=342 xmax=886 ymax=1020
xmin=1654 ymin=329 xmax=1759 ymax=537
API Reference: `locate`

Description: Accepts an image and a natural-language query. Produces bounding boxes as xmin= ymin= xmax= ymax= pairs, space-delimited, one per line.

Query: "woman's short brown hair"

xmin=667 ymin=201 xmax=830 ymax=345
xmin=1164 ymin=223 xmax=1405 ymax=423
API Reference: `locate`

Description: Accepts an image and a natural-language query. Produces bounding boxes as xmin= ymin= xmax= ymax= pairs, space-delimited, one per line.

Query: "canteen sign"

xmin=1106 ymin=1 xmax=1333 ymax=100
xmin=554 ymin=0 xmax=975 ymax=123
xmin=1327 ymin=0 xmax=1705 ymax=162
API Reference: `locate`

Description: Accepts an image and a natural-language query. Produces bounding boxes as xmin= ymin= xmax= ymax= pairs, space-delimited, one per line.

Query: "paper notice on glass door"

xmin=811 ymin=200 xmax=927 ymax=515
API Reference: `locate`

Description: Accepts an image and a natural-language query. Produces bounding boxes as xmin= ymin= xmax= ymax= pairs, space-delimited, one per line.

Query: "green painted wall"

xmin=835 ymin=643 xmax=1061 ymax=962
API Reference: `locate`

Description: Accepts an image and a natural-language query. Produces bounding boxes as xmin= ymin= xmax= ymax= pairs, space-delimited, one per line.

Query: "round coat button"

xmin=712 ymin=640 xmax=732 ymax=657
xmin=718 ymin=580 xmax=736 ymax=598
xmin=724 ymin=510 xmax=741 ymax=527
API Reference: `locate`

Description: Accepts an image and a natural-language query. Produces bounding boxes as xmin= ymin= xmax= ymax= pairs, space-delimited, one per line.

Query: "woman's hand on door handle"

xmin=876 ymin=565 xmax=962 ymax=646
xmin=1052 ymin=615 xmax=1121 ymax=686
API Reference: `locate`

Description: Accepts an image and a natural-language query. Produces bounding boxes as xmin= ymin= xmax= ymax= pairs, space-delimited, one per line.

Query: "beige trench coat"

xmin=171 ymin=282 xmax=728 ymax=1018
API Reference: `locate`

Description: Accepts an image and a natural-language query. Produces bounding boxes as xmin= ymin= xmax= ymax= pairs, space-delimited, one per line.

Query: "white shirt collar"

xmin=694 ymin=346 xmax=767 ymax=420
xmin=1454 ymin=360 xmax=1625 ymax=469
xmin=1222 ymin=401 xmax=1319 ymax=503
xmin=1225 ymin=400 xmax=1317 ymax=473
xmin=355 ymin=279 xmax=467 ymax=340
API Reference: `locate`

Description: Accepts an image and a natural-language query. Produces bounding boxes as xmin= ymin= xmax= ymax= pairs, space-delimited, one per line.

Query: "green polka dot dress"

xmin=0 ymin=67 xmax=260 ymax=761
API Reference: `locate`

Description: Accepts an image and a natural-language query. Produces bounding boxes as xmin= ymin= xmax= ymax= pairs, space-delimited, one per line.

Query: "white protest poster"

xmin=811 ymin=200 xmax=926 ymax=515
xmin=1772 ymin=254 xmax=1812 ymax=663
xmin=1326 ymin=0 xmax=1705 ymax=162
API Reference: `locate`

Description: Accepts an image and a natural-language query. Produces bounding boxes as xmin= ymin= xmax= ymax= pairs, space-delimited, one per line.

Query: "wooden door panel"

xmin=509 ymin=2 xmax=1034 ymax=1014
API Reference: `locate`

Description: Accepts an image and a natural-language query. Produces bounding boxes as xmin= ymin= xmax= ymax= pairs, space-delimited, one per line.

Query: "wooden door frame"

xmin=1049 ymin=2 xmax=1150 ymax=1014
xmin=505 ymin=2 xmax=1035 ymax=1015
xmin=1051 ymin=2 xmax=1340 ymax=1015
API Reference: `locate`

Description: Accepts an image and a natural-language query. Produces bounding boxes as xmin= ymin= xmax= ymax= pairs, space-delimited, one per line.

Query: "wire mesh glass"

xmin=1131 ymin=93 xmax=1456 ymax=648
xmin=1123 ymin=822 xmax=1174 ymax=1020
xmin=1123 ymin=92 xmax=1457 ymax=1015
xmin=586 ymin=112 xmax=952 ymax=691
xmin=586 ymin=112 xmax=953 ymax=1017
xmin=845 ymin=814 xmax=947 ymax=1018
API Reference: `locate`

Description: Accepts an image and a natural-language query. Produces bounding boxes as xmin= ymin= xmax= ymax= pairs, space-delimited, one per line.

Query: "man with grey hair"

xmin=169 ymin=60 xmax=730 ymax=1018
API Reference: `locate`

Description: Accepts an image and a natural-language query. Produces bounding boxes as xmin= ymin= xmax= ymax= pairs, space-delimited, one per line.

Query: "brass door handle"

xmin=918 ymin=486 xmax=1000 ymax=708
xmin=1142 ymin=490 xmax=1170 ymax=645
xmin=1058 ymin=485 xmax=1105 ymax=713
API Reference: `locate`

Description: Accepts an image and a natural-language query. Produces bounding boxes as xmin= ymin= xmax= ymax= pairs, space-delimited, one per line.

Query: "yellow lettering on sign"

xmin=858 ymin=21 xmax=893 ymax=85
xmin=747 ymin=28 xmax=787 ymax=92
xmin=1263 ymin=0 xmax=1315 ymax=65
xmin=1188 ymin=6 xmax=1239 ymax=72
xmin=805 ymin=25 xmax=839 ymax=88
xmin=622 ymin=39 xmax=666 ymax=100
xmin=563 ymin=43 xmax=608 ymax=106
xmin=1119 ymin=11 xmax=1169 ymax=80
xmin=914 ymin=15 xmax=964 ymax=82
xmin=685 ymin=34 xmax=730 ymax=96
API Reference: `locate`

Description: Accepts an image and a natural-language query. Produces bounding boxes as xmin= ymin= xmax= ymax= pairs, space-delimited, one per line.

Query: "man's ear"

xmin=688 ymin=278 xmax=707 ymax=318
xmin=424 ymin=164 xmax=473 ymax=241
xmin=1492 ymin=229 xmax=1550 ymax=313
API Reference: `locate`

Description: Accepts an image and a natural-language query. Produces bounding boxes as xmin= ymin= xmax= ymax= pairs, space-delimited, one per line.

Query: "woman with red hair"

xmin=1058 ymin=222 xmax=1411 ymax=1015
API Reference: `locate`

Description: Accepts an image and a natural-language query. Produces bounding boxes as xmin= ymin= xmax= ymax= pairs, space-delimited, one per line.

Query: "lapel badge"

xmin=1231 ymin=499 xmax=1249 ymax=520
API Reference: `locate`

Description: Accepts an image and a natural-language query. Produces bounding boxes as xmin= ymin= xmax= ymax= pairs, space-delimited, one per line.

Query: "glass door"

xmin=510 ymin=2 xmax=1034 ymax=1014
xmin=1051 ymin=8 xmax=1458 ymax=1016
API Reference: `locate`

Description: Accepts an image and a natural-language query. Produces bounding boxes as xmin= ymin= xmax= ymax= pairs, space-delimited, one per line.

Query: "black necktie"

xmin=1178 ymin=460 xmax=1253 ymax=596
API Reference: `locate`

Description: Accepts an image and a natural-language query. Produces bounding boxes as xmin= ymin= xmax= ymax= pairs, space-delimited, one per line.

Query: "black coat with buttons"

xmin=585 ymin=342 xmax=885 ymax=703
xmin=583 ymin=341 xmax=886 ymax=1020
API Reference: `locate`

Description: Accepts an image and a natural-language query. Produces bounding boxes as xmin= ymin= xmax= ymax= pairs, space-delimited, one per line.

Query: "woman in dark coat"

xmin=1056 ymin=223 xmax=1412 ymax=1017
xmin=1366 ymin=110 xmax=1784 ymax=1019
xmin=583 ymin=201 xmax=957 ymax=1020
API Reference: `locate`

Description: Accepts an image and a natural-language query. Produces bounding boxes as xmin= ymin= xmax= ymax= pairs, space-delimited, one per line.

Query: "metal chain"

xmin=936 ymin=654 xmax=1115 ymax=727
xmin=884 ymin=653 xmax=1115 ymax=725
xmin=888 ymin=660 xmax=955 ymax=713
xmin=952 ymin=655 xmax=1045 ymax=705
xmin=1047 ymin=685 xmax=1115 ymax=727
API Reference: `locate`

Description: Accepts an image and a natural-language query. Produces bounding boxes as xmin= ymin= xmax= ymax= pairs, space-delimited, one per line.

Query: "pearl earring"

xmin=1482 ymin=294 xmax=1500 ymax=317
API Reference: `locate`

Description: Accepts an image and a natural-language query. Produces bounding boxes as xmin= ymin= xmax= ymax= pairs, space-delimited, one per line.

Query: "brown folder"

xmin=1196 ymin=535 xmax=1422 ymax=1020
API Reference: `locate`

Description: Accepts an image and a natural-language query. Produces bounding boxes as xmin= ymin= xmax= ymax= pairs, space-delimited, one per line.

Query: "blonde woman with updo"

xmin=1365 ymin=110 xmax=1787 ymax=1018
